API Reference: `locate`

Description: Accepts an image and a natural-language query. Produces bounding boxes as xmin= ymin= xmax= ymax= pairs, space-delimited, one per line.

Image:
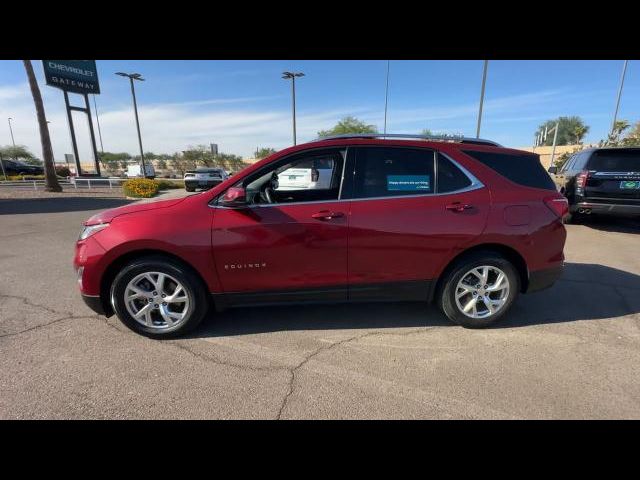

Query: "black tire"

xmin=110 ymin=255 xmax=209 ymax=338
xmin=185 ymin=186 xmax=195 ymax=192
xmin=438 ymin=251 xmax=520 ymax=328
xmin=563 ymin=210 xmax=584 ymax=224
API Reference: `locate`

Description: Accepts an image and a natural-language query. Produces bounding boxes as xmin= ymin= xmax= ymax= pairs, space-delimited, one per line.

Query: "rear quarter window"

xmin=462 ymin=149 xmax=556 ymax=191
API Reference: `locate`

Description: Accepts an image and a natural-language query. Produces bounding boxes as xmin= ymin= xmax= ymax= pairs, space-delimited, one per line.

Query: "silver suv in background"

xmin=184 ymin=167 xmax=229 ymax=192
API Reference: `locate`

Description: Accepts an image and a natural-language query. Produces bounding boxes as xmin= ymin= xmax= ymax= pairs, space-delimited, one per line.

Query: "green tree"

xmin=535 ymin=116 xmax=590 ymax=146
xmin=317 ymin=116 xmax=377 ymax=137
xmin=23 ymin=60 xmax=61 ymax=192
xmin=182 ymin=145 xmax=216 ymax=167
xmin=0 ymin=145 xmax=39 ymax=163
xmin=621 ymin=121 xmax=640 ymax=147
xmin=255 ymin=147 xmax=277 ymax=159
xmin=216 ymin=153 xmax=246 ymax=173
xmin=99 ymin=152 xmax=132 ymax=170
xmin=170 ymin=151 xmax=198 ymax=176
xmin=420 ymin=129 xmax=433 ymax=136
xmin=600 ymin=119 xmax=640 ymax=147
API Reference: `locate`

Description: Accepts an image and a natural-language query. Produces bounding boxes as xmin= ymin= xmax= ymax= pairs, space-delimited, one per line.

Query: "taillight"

xmin=576 ymin=170 xmax=589 ymax=190
xmin=544 ymin=196 xmax=569 ymax=219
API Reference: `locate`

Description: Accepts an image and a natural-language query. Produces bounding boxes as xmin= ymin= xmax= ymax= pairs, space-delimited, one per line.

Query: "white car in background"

xmin=276 ymin=158 xmax=334 ymax=191
xmin=184 ymin=167 xmax=229 ymax=192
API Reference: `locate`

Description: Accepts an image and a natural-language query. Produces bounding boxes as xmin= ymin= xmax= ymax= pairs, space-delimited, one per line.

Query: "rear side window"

xmin=353 ymin=147 xmax=435 ymax=199
xmin=587 ymin=150 xmax=640 ymax=172
xmin=437 ymin=154 xmax=472 ymax=192
xmin=462 ymin=150 xmax=556 ymax=191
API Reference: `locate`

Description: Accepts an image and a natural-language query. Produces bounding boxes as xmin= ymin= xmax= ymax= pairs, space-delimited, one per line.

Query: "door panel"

xmin=347 ymin=146 xmax=490 ymax=286
xmin=348 ymin=189 xmax=490 ymax=284
xmin=211 ymin=201 xmax=349 ymax=294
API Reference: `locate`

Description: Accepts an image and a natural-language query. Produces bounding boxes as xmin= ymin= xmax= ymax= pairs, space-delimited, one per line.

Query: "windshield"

xmin=588 ymin=150 xmax=640 ymax=172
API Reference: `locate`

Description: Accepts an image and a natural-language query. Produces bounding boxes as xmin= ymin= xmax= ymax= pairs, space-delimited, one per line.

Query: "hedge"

xmin=154 ymin=179 xmax=184 ymax=190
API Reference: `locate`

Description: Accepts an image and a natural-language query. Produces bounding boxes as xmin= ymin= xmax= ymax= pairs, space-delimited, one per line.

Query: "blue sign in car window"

xmin=387 ymin=175 xmax=431 ymax=192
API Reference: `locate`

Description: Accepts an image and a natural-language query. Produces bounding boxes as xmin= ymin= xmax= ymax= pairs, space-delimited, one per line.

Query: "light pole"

xmin=8 ymin=117 xmax=16 ymax=160
xmin=383 ymin=60 xmax=390 ymax=136
xmin=282 ymin=71 xmax=304 ymax=145
xmin=476 ymin=60 xmax=489 ymax=138
xmin=93 ymin=95 xmax=105 ymax=153
xmin=610 ymin=60 xmax=629 ymax=137
xmin=116 ymin=72 xmax=147 ymax=178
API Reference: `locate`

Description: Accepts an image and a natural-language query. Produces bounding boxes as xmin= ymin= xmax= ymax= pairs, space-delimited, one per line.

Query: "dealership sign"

xmin=42 ymin=60 xmax=100 ymax=95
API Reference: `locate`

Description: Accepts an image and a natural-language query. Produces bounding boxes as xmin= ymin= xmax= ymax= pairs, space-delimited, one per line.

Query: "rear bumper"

xmin=526 ymin=265 xmax=563 ymax=294
xmin=574 ymin=201 xmax=640 ymax=217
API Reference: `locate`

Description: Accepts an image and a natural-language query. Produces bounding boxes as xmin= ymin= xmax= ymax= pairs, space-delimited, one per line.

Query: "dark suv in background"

xmin=549 ymin=147 xmax=640 ymax=223
xmin=0 ymin=159 xmax=44 ymax=176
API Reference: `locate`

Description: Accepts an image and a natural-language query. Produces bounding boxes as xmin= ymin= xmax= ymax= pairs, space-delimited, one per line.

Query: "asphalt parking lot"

xmin=1 ymin=192 xmax=640 ymax=419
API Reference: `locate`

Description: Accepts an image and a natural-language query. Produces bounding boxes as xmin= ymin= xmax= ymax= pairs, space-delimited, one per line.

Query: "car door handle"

xmin=445 ymin=202 xmax=473 ymax=212
xmin=312 ymin=210 xmax=344 ymax=220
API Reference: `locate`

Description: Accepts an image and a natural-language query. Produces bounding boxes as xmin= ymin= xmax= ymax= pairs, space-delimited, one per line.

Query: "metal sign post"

xmin=43 ymin=60 xmax=101 ymax=177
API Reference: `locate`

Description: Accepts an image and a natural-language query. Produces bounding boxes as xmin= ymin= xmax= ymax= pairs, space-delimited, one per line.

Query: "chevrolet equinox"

xmin=74 ymin=134 xmax=568 ymax=338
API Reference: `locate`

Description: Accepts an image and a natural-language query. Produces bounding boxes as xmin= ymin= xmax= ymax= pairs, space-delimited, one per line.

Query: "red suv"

xmin=74 ymin=134 xmax=567 ymax=338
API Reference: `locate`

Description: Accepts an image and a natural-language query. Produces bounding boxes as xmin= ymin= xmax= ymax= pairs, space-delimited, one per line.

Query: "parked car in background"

xmin=548 ymin=147 xmax=640 ymax=222
xmin=126 ymin=163 xmax=155 ymax=179
xmin=1 ymin=159 xmax=44 ymax=176
xmin=75 ymin=133 xmax=567 ymax=338
xmin=275 ymin=156 xmax=335 ymax=190
xmin=184 ymin=167 xmax=229 ymax=192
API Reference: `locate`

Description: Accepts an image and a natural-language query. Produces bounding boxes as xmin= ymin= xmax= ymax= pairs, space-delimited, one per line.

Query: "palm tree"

xmin=612 ymin=120 xmax=630 ymax=142
xmin=23 ymin=60 xmax=61 ymax=192
xmin=573 ymin=125 xmax=588 ymax=145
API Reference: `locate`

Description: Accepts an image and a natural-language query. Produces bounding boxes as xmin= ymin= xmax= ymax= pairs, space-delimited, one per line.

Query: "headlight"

xmin=79 ymin=223 xmax=109 ymax=240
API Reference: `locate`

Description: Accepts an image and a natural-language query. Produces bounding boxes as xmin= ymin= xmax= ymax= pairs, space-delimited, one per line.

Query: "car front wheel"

xmin=438 ymin=252 xmax=519 ymax=328
xmin=110 ymin=255 xmax=208 ymax=338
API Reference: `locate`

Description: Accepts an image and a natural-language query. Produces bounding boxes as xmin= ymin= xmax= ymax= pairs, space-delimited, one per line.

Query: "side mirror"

xmin=547 ymin=165 xmax=558 ymax=174
xmin=220 ymin=187 xmax=247 ymax=207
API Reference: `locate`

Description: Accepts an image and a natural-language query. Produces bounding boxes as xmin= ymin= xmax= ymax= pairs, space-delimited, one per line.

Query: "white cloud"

xmin=0 ymin=81 xmax=574 ymax=163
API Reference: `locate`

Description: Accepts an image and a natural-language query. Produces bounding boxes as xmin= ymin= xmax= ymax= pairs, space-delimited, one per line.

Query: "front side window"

xmin=240 ymin=149 xmax=345 ymax=205
xmin=353 ymin=147 xmax=435 ymax=199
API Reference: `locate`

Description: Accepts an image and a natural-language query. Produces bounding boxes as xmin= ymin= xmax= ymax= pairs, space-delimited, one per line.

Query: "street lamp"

xmin=282 ymin=71 xmax=304 ymax=145
xmin=610 ymin=60 xmax=629 ymax=137
xmin=383 ymin=60 xmax=390 ymax=136
xmin=476 ymin=60 xmax=489 ymax=138
xmin=116 ymin=72 xmax=147 ymax=178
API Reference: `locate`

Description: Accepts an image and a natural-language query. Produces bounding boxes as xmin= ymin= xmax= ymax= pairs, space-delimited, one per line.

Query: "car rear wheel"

xmin=185 ymin=186 xmax=195 ymax=192
xmin=110 ymin=255 xmax=208 ymax=338
xmin=438 ymin=252 xmax=519 ymax=328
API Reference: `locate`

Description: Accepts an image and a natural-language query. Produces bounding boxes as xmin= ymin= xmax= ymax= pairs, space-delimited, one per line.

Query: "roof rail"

xmin=315 ymin=133 xmax=501 ymax=147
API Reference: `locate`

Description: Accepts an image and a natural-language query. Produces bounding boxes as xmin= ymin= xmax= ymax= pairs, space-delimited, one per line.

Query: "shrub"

xmin=154 ymin=179 xmax=184 ymax=190
xmin=122 ymin=178 xmax=159 ymax=198
xmin=1 ymin=174 xmax=46 ymax=181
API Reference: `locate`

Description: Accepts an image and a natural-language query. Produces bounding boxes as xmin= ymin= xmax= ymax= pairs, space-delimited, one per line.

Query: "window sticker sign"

xmin=387 ymin=175 xmax=431 ymax=192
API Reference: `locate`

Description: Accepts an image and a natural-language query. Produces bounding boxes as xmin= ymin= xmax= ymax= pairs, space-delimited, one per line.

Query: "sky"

xmin=0 ymin=60 xmax=637 ymax=162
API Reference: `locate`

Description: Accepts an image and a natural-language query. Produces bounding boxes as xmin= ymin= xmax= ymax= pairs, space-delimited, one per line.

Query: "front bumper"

xmin=81 ymin=293 xmax=108 ymax=316
xmin=573 ymin=201 xmax=640 ymax=217
xmin=526 ymin=265 xmax=563 ymax=293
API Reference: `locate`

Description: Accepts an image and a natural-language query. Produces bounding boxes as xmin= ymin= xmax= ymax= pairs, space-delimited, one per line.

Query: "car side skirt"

xmin=211 ymin=280 xmax=435 ymax=311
